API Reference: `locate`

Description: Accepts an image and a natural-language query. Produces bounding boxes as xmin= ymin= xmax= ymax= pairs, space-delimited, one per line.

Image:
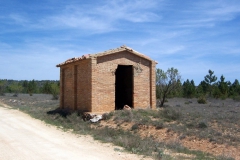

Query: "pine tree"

xmin=183 ymin=79 xmax=196 ymax=98
xmin=229 ymin=79 xmax=240 ymax=97
xmin=217 ymin=75 xmax=230 ymax=99
xmin=27 ymin=79 xmax=37 ymax=96
xmin=204 ymin=70 xmax=217 ymax=96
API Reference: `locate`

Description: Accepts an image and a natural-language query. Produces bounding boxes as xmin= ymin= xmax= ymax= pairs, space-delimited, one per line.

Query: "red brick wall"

xmin=75 ymin=59 xmax=92 ymax=112
xmin=60 ymin=59 xmax=92 ymax=111
xmin=92 ymin=51 xmax=152 ymax=112
xmin=60 ymin=66 xmax=74 ymax=109
xmin=59 ymin=51 xmax=156 ymax=112
xmin=150 ymin=61 xmax=156 ymax=109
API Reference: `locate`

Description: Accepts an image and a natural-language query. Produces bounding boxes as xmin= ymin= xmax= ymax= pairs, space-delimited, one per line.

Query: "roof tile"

xmin=56 ymin=45 xmax=157 ymax=67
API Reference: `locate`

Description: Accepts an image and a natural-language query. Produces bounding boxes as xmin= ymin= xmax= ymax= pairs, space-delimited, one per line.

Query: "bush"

xmin=131 ymin=123 xmax=139 ymax=130
xmin=113 ymin=110 xmax=133 ymax=122
xmin=198 ymin=121 xmax=208 ymax=128
xmin=161 ymin=108 xmax=181 ymax=121
xmin=51 ymin=83 xmax=59 ymax=100
xmin=9 ymin=82 xmax=23 ymax=97
xmin=197 ymin=96 xmax=207 ymax=104
xmin=186 ymin=122 xmax=195 ymax=128
xmin=52 ymin=94 xmax=59 ymax=100
xmin=102 ymin=112 xmax=114 ymax=120
xmin=233 ymin=95 xmax=240 ymax=101
xmin=0 ymin=80 xmax=6 ymax=96
xmin=154 ymin=121 xmax=164 ymax=130
xmin=216 ymin=155 xmax=235 ymax=160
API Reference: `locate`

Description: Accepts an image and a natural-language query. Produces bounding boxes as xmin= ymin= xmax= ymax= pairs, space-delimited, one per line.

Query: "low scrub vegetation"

xmin=156 ymin=69 xmax=240 ymax=108
xmin=0 ymin=79 xmax=59 ymax=99
xmin=197 ymin=96 xmax=207 ymax=104
xmin=2 ymin=68 xmax=240 ymax=105
xmin=1 ymin=94 xmax=239 ymax=159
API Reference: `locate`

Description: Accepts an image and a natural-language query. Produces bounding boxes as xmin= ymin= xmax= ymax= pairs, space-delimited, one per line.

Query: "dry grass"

xmin=0 ymin=94 xmax=239 ymax=160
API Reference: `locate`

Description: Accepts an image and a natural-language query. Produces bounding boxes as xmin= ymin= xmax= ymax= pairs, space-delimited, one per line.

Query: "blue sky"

xmin=1 ymin=0 xmax=240 ymax=85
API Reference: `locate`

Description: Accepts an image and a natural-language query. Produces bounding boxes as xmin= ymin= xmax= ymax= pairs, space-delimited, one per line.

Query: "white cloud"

xmin=170 ymin=1 xmax=240 ymax=29
xmin=0 ymin=42 xmax=12 ymax=48
xmin=9 ymin=14 xmax=29 ymax=25
xmin=1 ymin=0 xmax=240 ymax=83
xmin=97 ymin=0 xmax=161 ymax=22
xmin=29 ymin=0 xmax=161 ymax=33
xmin=200 ymin=1 xmax=240 ymax=16
xmin=47 ymin=14 xmax=114 ymax=33
xmin=163 ymin=45 xmax=185 ymax=54
xmin=0 ymin=41 xmax=83 ymax=80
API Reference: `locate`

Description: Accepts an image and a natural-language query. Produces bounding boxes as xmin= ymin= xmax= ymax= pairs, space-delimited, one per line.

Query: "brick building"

xmin=56 ymin=45 xmax=157 ymax=112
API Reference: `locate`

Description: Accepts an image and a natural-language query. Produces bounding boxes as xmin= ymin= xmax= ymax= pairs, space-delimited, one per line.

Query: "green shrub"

xmin=186 ymin=122 xmax=195 ymax=128
xmin=198 ymin=121 xmax=208 ymax=128
xmin=0 ymin=80 xmax=6 ymax=96
xmin=113 ymin=110 xmax=133 ymax=122
xmin=216 ymin=155 xmax=235 ymax=160
xmin=185 ymin=101 xmax=193 ymax=105
xmin=131 ymin=123 xmax=139 ymax=130
xmin=102 ymin=112 xmax=114 ymax=120
xmin=51 ymin=83 xmax=59 ymax=100
xmin=154 ymin=121 xmax=164 ymax=130
xmin=161 ymin=108 xmax=181 ymax=121
xmin=139 ymin=116 xmax=151 ymax=125
xmin=9 ymin=82 xmax=23 ymax=97
xmin=197 ymin=96 xmax=207 ymax=104
xmin=233 ymin=95 xmax=240 ymax=101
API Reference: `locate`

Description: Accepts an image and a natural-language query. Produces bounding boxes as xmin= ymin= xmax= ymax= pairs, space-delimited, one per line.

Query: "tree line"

xmin=156 ymin=68 xmax=240 ymax=107
xmin=0 ymin=80 xmax=59 ymax=99
xmin=1 ymin=68 xmax=240 ymax=105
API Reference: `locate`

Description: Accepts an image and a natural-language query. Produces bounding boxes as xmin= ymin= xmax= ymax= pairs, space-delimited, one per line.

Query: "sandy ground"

xmin=0 ymin=102 xmax=150 ymax=160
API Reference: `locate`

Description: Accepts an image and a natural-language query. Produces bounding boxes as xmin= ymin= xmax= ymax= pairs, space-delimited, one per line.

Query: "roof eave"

xmin=56 ymin=45 xmax=157 ymax=67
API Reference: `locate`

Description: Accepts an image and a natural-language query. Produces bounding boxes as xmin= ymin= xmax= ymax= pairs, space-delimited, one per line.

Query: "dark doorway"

xmin=115 ymin=65 xmax=133 ymax=110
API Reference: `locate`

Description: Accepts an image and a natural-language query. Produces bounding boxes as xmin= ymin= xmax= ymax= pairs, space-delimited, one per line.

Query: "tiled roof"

xmin=56 ymin=45 xmax=157 ymax=67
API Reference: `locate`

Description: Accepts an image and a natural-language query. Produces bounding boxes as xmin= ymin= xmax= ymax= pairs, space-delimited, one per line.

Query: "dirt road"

xmin=0 ymin=102 xmax=149 ymax=160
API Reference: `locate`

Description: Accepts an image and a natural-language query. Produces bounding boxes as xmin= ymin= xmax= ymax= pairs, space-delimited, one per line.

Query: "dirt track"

xmin=0 ymin=102 xmax=149 ymax=160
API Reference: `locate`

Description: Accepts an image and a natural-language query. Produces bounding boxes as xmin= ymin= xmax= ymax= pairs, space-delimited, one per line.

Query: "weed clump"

xmin=52 ymin=94 xmax=59 ymax=100
xmin=197 ymin=121 xmax=208 ymax=128
xmin=198 ymin=96 xmax=207 ymax=104
xmin=102 ymin=112 xmax=114 ymax=120
xmin=161 ymin=108 xmax=181 ymax=121
xmin=154 ymin=121 xmax=164 ymax=130
xmin=113 ymin=110 xmax=133 ymax=122
xmin=233 ymin=95 xmax=240 ymax=101
xmin=185 ymin=101 xmax=192 ymax=105
xmin=131 ymin=123 xmax=139 ymax=130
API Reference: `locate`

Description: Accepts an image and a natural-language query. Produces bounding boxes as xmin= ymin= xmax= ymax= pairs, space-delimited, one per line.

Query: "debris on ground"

xmin=90 ymin=115 xmax=103 ymax=123
xmin=82 ymin=113 xmax=103 ymax=123
xmin=82 ymin=113 xmax=93 ymax=121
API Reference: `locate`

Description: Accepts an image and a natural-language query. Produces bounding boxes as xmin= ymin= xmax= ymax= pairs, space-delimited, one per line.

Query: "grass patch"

xmin=161 ymin=108 xmax=181 ymax=121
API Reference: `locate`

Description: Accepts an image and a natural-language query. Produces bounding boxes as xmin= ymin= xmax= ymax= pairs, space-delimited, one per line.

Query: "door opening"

xmin=115 ymin=65 xmax=133 ymax=110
